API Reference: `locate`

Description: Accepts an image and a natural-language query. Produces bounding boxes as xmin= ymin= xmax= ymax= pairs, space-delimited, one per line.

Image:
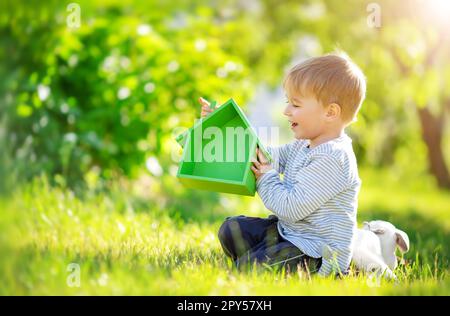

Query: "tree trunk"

xmin=417 ymin=107 xmax=450 ymax=189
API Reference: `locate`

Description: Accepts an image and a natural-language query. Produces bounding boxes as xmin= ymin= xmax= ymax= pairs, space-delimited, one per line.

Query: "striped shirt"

xmin=256 ymin=133 xmax=361 ymax=276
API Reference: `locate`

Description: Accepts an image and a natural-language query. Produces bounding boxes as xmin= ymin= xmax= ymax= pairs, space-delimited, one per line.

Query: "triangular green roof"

xmin=176 ymin=98 xmax=272 ymax=162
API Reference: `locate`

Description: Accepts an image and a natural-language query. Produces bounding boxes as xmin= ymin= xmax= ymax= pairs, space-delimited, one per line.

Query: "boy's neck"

xmin=308 ymin=128 xmax=345 ymax=149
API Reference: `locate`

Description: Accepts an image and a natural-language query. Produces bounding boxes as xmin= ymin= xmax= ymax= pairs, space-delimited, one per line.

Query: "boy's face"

xmin=284 ymin=91 xmax=328 ymax=140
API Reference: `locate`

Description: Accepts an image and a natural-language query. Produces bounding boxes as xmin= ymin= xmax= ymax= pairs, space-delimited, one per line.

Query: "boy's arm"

xmin=266 ymin=141 xmax=297 ymax=174
xmin=256 ymin=154 xmax=348 ymax=222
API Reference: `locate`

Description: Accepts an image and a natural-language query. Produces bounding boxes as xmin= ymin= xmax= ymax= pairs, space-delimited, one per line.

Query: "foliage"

xmin=1 ymin=0 xmax=449 ymax=188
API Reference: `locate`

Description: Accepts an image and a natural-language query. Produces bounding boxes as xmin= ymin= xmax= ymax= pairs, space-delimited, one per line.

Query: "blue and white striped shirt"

xmin=256 ymin=133 xmax=361 ymax=276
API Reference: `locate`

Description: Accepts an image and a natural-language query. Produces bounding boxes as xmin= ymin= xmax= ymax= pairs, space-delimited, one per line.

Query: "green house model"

xmin=176 ymin=98 xmax=272 ymax=196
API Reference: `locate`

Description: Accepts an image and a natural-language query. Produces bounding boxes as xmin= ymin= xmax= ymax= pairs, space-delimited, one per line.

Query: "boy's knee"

xmin=218 ymin=217 xmax=233 ymax=242
xmin=217 ymin=216 xmax=243 ymax=243
xmin=218 ymin=220 xmax=230 ymax=243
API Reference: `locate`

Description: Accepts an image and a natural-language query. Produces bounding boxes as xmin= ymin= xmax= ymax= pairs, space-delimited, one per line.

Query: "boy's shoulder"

xmin=307 ymin=134 xmax=358 ymax=171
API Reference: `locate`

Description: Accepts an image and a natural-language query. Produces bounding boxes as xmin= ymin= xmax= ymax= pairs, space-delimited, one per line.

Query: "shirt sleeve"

xmin=267 ymin=141 xmax=297 ymax=174
xmin=256 ymin=154 xmax=349 ymax=223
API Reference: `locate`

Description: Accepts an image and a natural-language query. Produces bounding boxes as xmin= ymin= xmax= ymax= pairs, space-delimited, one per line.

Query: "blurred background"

xmin=0 ymin=0 xmax=449 ymax=295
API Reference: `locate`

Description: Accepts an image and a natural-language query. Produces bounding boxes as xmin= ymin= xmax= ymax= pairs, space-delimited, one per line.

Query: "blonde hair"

xmin=283 ymin=53 xmax=366 ymax=124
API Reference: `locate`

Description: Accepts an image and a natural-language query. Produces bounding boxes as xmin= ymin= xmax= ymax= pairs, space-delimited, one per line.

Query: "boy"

xmin=199 ymin=53 xmax=366 ymax=276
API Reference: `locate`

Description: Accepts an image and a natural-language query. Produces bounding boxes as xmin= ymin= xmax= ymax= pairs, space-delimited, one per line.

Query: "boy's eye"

xmin=285 ymin=98 xmax=301 ymax=108
xmin=285 ymin=98 xmax=301 ymax=107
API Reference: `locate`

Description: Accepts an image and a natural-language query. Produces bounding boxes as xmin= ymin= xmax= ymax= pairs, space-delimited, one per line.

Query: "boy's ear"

xmin=325 ymin=103 xmax=341 ymax=120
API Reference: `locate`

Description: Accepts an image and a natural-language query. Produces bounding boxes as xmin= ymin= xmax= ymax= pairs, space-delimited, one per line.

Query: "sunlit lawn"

xmin=1 ymin=168 xmax=449 ymax=295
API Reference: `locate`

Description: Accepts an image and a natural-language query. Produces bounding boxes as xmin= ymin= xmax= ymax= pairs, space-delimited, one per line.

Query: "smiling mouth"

xmin=289 ymin=121 xmax=298 ymax=128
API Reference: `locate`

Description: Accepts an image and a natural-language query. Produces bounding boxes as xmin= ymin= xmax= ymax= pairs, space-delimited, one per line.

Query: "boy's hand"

xmin=198 ymin=97 xmax=215 ymax=118
xmin=251 ymin=147 xmax=273 ymax=180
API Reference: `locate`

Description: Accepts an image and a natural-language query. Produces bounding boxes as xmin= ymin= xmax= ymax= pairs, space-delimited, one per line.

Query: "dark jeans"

xmin=218 ymin=215 xmax=322 ymax=273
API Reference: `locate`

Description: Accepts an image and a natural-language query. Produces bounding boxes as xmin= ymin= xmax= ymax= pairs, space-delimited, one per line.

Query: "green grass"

xmin=0 ymin=168 xmax=449 ymax=295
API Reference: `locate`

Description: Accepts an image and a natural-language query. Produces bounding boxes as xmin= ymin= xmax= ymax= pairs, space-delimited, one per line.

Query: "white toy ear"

xmin=373 ymin=228 xmax=385 ymax=235
xmin=395 ymin=229 xmax=410 ymax=253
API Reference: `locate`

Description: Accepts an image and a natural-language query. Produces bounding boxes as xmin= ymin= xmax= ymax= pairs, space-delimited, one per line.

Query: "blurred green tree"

xmin=1 ymin=0 xmax=449 ymax=190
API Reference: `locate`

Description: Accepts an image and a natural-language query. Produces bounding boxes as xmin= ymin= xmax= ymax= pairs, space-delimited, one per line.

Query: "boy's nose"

xmin=283 ymin=105 xmax=291 ymax=116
